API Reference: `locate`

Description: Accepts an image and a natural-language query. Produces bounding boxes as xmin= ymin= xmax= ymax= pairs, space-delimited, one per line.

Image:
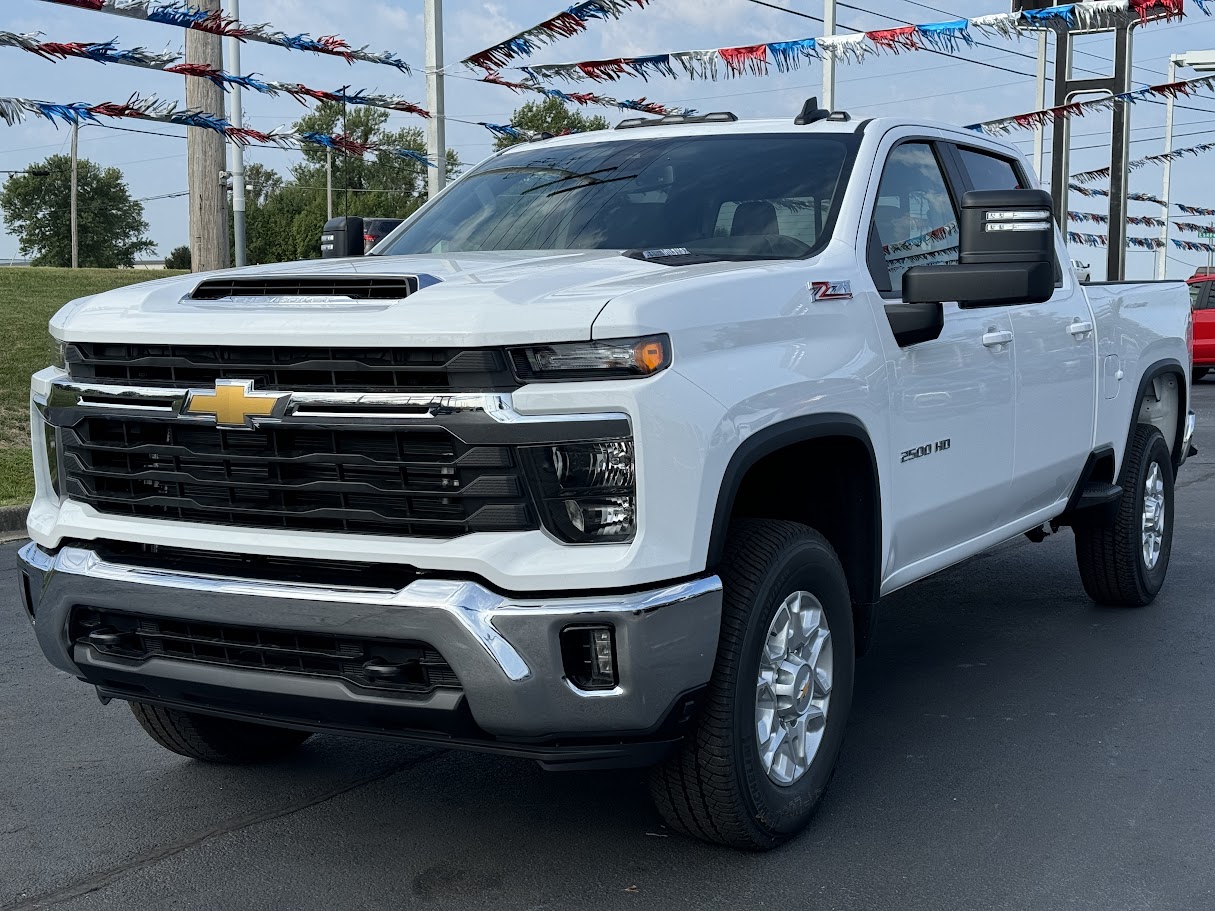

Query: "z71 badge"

xmin=809 ymin=281 xmax=853 ymax=301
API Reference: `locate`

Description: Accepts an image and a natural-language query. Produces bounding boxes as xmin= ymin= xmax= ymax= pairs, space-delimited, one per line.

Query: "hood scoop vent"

xmin=190 ymin=276 xmax=421 ymax=301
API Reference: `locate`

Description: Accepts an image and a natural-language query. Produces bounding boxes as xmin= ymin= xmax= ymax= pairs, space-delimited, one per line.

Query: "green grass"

xmin=0 ymin=267 xmax=187 ymax=506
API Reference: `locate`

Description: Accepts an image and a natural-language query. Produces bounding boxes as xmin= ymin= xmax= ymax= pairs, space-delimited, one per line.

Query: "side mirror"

xmin=903 ymin=189 xmax=1057 ymax=307
xmin=320 ymin=216 xmax=365 ymax=258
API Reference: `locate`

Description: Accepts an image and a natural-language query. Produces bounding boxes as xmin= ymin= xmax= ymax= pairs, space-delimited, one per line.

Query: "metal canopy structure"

xmin=1013 ymin=0 xmax=1171 ymax=280
xmin=1048 ymin=20 xmax=1136 ymax=281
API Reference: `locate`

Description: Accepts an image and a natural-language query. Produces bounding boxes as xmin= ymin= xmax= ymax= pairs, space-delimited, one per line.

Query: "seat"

xmin=731 ymin=201 xmax=779 ymax=237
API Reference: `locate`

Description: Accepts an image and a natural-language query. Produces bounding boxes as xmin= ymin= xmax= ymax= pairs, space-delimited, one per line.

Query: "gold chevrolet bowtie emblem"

xmin=183 ymin=380 xmax=287 ymax=429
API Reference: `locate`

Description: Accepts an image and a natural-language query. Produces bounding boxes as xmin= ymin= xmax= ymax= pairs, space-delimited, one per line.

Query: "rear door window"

xmin=957 ymin=148 xmax=1026 ymax=191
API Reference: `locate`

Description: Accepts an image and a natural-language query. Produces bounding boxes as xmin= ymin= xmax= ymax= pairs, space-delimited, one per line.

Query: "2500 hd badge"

xmin=901 ymin=438 xmax=952 ymax=463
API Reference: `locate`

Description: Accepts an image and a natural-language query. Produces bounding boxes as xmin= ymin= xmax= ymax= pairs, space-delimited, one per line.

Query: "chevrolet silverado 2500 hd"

xmin=17 ymin=106 xmax=1197 ymax=850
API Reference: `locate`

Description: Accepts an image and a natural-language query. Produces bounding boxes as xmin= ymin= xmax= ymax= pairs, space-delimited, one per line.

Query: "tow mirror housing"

xmin=320 ymin=216 xmax=365 ymax=258
xmin=903 ymin=189 xmax=1057 ymax=307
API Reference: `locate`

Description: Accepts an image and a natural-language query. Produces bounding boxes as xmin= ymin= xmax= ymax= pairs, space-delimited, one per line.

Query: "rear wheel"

xmin=1075 ymin=424 xmax=1174 ymax=607
xmin=130 ymin=703 xmax=312 ymax=763
xmin=649 ymin=520 xmax=855 ymax=850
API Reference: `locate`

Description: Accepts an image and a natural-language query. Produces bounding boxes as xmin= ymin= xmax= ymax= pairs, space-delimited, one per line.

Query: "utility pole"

xmin=822 ymin=0 xmax=836 ymax=111
xmin=425 ymin=0 xmax=446 ymax=198
xmin=69 ymin=120 xmax=79 ymax=269
xmin=226 ymin=0 xmax=246 ymax=267
xmin=185 ymin=0 xmax=229 ymax=272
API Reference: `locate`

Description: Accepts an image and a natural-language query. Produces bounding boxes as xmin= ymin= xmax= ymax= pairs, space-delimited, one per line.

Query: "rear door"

xmin=867 ymin=138 xmax=1018 ymax=575
xmin=948 ymin=144 xmax=1098 ymax=515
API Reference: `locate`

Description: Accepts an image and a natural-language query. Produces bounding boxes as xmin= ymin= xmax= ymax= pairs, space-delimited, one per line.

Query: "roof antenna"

xmin=794 ymin=96 xmax=832 ymax=125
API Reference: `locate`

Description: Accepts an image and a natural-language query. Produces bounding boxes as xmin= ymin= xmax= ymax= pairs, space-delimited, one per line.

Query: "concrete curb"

xmin=0 ymin=504 xmax=29 ymax=537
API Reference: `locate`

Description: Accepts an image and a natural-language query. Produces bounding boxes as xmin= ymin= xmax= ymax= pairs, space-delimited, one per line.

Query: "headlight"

xmin=521 ymin=440 xmax=636 ymax=543
xmin=510 ymin=335 xmax=669 ymax=381
xmin=51 ymin=340 xmax=67 ymax=370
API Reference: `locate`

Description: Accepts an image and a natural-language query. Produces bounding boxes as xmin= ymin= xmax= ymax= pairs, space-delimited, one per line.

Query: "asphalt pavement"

xmin=3 ymin=386 xmax=1214 ymax=911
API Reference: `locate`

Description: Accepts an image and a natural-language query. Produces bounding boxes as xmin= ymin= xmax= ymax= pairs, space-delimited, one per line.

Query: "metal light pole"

xmin=226 ymin=0 xmax=246 ymax=266
xmin=1033 ymin=29 xmax=1049 ymax=181
xmin=1156 ymin=55 xmax=1179 ymax=280
xmin=424 ymin=0 xmax=446 ymax=198
xmin=70 ymin=120 xmax=78 ymax=269
xmin=822 ymin=0 xmax=837 ymax=111
xmin=1160 ymin=50 xmax=1215 ymax=279
xmin=326 ymin=149 xmax=334 ymax=219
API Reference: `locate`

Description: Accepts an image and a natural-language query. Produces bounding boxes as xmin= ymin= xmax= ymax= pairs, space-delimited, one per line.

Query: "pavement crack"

xmin=1 ymin=748 xmax=445 ymax=911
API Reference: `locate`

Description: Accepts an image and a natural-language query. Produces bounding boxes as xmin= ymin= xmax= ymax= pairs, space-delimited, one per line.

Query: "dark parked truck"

xmin=18 ymin=107 xmax=1196 ymax=849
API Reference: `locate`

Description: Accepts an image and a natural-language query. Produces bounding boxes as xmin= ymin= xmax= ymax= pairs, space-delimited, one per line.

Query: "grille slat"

xmin=65 ymin=343 xmax=520 ymax=393
xmin=62 ymin=418 xmax=536 ymax=538
xmin=72 ymin=608 xmax=462 ymax=696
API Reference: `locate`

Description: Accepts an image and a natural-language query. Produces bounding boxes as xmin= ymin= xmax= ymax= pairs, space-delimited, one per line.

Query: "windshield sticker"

xmin=642 ymin=248 xmax=691 ymax=259
xmin=810 ymin=281 xmax=853 ymax=301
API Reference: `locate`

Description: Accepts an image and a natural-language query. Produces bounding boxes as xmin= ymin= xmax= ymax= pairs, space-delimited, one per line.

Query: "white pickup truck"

xmin=18 ymin=103 xmax=1196 ymax=850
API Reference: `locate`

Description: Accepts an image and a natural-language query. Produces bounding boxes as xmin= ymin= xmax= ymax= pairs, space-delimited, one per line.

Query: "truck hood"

xmin=50 ymin=250 xmax=766 ymax=347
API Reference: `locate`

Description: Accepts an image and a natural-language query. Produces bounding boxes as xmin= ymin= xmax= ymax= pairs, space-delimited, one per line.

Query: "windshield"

xmin=378 ymin=133 xmax=858 ymax=261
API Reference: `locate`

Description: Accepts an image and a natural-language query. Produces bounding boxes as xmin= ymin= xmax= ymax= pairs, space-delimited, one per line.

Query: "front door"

xmin=869 ymin=140 xmax=1018 ymax=580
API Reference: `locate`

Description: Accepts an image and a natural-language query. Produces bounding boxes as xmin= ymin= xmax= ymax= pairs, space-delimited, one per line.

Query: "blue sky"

xmin=1 ymin=0 xmax=1213 ymax=278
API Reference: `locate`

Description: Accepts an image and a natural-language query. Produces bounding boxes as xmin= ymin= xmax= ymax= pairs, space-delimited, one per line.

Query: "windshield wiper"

xmin=521 ymin=166 xmax=621 ymax=195
xmin=545 ymin=173 xmax=639 ymax=197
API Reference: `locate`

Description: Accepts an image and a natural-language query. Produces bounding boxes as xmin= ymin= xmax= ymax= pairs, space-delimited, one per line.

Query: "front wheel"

xmin=130 ymin=703 xmax=312 ymax=763
xmin=1075 ymin=424 xmax=1174 ymax=607
xmin=649 ymin=520 xmax=855 ymax=850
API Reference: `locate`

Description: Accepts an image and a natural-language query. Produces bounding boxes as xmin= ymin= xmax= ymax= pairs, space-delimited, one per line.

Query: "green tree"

xmin=0 ymin=154 xmax=154 ymax=267
xmin=164 ymin=244 xmax=191 ymax=270
xmin=240 ymin=103 xmax=461 ymax=264
xmin=493 ymin=98 xmax=610 ymax=150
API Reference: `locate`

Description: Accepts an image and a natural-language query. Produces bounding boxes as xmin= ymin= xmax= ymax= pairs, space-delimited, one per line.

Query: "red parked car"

xmin=1190 ymin=269 xmax=1215 ymax=382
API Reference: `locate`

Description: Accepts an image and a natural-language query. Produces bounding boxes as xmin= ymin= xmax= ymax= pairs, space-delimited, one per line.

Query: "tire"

xmin=130 ymin=703 xmax=312 ymax=763
xmin=649 ymin=520 xmax=855 ymax=850
xmin=1075 ymin=424 xmax=1174 ymax=607
xmin=1193 ymin=368 xmax=1209 ymax=384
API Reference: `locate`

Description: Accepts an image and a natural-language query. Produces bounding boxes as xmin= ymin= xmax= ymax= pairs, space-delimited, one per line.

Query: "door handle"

xmin=1068 ymin=319 xmax=1094 ymax=337
xmin=982 ymin=329 xmax=1013 ymax=348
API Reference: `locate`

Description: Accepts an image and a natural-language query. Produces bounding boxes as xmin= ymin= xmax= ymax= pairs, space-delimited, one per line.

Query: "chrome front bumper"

xmin=17 ymin=543 xmax=722 ymax=746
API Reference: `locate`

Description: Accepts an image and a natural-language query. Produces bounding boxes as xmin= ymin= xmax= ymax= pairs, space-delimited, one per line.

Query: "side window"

xmin=957 ymin=148 xmax=1026 ymax=191
xmin=871 ymin=143 xmax=959 ymax=292
xmin=1194 ymin=281 xmax=1212 ymax=311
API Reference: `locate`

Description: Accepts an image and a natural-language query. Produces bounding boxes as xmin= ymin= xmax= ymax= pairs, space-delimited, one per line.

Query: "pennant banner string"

xmin=969 ymin=73 xmax=1215 ymax=135
xmin=1071 ymin=139 xmax=1215 ymax=184
xmin=504 ymin=0 xmax=1192 ymax=84
xmin=462 ymin=0 xmax=653 ymax=70
xmin=1068 ymin=210 xmax=1170 ymax=228
xmin=0 ymin=32 xmax=430 ymax=117
xmin=0 ymin=93 xmax=436 ymax=166
xmin=1067 ymin=230 xmax=1167 ymax=250
xmin=35 ymin=0 xmax=414 ymax=73
xmin=474 ymin=70 xmax=696 ymax=116
xmin=1171 ymin=237 xmax=1215 ymax=253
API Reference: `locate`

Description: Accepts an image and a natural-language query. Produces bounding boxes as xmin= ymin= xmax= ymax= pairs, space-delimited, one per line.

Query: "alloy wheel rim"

xmin=1141 ymin=461 xmax=1166 ymax=570
xmin=755 ymin=590 xmax=833 ymax=785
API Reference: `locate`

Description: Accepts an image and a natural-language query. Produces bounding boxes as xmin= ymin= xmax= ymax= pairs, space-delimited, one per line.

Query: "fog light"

xmin=560 ymin=625 xmax=618 ymax=690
